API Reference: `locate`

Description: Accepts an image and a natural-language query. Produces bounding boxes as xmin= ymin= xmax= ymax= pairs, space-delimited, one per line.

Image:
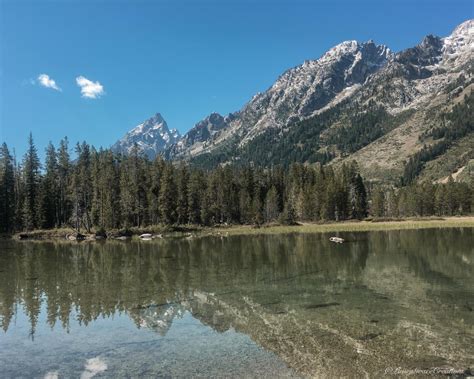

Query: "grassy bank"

xmin=8 ymin=216 xmax=474 ymax=241
xmin=214 ymin=216 xmax=474 ymax=236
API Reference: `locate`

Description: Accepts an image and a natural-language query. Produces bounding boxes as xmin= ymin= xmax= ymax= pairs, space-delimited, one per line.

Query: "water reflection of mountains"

xmin=1 ymin=228 xmax=472 ymax=335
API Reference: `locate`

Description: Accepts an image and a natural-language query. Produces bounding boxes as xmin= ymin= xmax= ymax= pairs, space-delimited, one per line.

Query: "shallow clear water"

xmin=0 ymin=228 xmax=473 ymax=377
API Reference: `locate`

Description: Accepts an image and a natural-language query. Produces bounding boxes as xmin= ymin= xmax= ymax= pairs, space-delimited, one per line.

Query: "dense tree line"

xmin=1 ymin=134 xmax=472 ymax=234
xmin=370 ymin=179 xmax=473 ymax=218
xmin=0 ymin=135 xmax=370 ymax=233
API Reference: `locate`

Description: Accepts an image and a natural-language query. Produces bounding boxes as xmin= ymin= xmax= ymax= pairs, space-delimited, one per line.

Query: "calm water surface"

xmin=0 ymin=228 xmax=473 ymax=378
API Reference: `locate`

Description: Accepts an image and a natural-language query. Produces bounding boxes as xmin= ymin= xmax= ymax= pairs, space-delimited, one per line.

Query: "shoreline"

xmin=4 ymin=216 xmax=474 ymax=242
xmin=221 ymin=216 xmax=474 ymax=236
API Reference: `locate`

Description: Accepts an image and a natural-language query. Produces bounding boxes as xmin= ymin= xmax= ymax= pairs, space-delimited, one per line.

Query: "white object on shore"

xmin=139 ymin=233 xmax=153 ymax=239
xmin=329 ymin=237 xmax=344 ymax=244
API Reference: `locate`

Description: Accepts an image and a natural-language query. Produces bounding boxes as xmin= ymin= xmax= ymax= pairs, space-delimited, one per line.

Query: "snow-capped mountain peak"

xmin=319 ymin=40 xmax=391 ymax=66
xmin=112 ymin=113 xmax=181 ymax=158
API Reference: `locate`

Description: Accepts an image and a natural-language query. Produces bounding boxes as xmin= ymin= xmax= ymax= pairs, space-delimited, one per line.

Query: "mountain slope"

xmin=167 ymin=40 xmax=392 ymax=159
xmin=170 ymin=19 xmax=473 ymax=183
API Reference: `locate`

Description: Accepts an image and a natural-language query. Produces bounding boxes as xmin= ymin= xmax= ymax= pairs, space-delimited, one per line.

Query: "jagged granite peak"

xmin=185 ymin=112 xmax=228 ymax=144
xmin=359 ymin=19 xmax=473 ymax=112
xmin=397 ymin=35 xmax=444 ymax=67
xmin=390 ymin=19 xmax=472 ymax=80
xmin=112 ymin=113 xmax=181 ymax=158
xmin=165 ymin=112 xmax=236 ymax=158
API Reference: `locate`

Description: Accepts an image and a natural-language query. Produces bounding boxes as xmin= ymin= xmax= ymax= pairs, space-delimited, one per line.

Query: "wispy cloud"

xmin=76 ymin=76 xmax=105 ymax=99
xmin=37 ymin=74 xmax=61 ymax=91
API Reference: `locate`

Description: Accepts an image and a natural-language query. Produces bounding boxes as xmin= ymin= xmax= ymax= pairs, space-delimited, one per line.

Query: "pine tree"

xmin=313 ymin=165 xmax=325 ymax=221
xmin=206 ymin=170 xmax=220 ymax=224
xmin=13 ymin=153 xmax=23 ymax=231
xmin=371 ymin=187 xmax=385 ymax=218
xmin=218 ymin=166 xmax=237 ymax=223
xmin=158 ymin=163 xmax=177 ymax=225
xmin=187 ymin=169 xmax=203 ymax=225
xmin=322 ymin=168 xmax=336 ymax=220
xmin=264 ymin=186 xmax=279 ymax=222
xmin=71 ymin=142 xmax=92 ymax=232
xmin=0 ymin=143 xmax=16 ymax=232
xmin=21 ymin=133 xmax=41 ymax=230
xmin=119 ymin=156 xmax=135 ymax=228
xmin=57 ymin=137 xmax=71 ymax=226
xmin=251 ymin=174 xmax=264 ymax=225
xmin=239 ymin=187 xmax=253 ymax=224
xmin=148 ymin=157 xmax=165 ymax=224
xmin=239 ymin=166 xmax=255 ymax=224
xmin=39 ymin=142 xmax=59 ymax=228
xmin=350 ymin=173 xmax=367 ymax=219
xmin=457 ymin=183 xmax=471 ymax=214
xmin=252 ymin=194 xmax=264 ymax=225
xmin=176 ymin=164 xmax=189 ymax=224
xmin=130 ymin=146 xmax=148 ymax=226
xmin=404 ymin=186 xmax=418 ymax=216
xmin=386 ymin=188 xmax=399 ymax=218
xmin=280 ymin=195 xmax=297 ymax=225
xmin=101 ymin=150 xmax=121 ymax=228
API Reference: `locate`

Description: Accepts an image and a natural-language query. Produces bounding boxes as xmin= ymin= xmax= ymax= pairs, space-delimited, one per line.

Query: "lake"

xmin=0 ymin=228 xmax=473 ymax=378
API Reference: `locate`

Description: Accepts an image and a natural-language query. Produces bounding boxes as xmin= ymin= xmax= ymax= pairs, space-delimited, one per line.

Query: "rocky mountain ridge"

xmin=113 ymin=20 xmax=473 ymax=183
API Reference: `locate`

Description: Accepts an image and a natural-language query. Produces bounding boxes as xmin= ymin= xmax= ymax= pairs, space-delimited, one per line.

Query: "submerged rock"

xmin=114 ymin=236 xmax=130 ymax=241
xmin=305 ymin=302 xmax=340 ymax=309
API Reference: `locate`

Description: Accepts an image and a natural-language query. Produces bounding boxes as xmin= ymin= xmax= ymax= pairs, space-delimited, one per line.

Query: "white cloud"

xmin=80 ymin=357 xmax=107 ymax=379
xmin=43 ymin=371 xmax=59 ymax=379
xmin=76 ymin=76 xmax=105 ymax=99
xmin=37 ymin=74 xmax=61 ymax=91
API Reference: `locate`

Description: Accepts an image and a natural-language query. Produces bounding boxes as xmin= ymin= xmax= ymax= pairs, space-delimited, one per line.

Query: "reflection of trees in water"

xmin=400 ymin=228 xmax=474 ymax=283
xmin=0 ymin=228 xmax=471 ymax=336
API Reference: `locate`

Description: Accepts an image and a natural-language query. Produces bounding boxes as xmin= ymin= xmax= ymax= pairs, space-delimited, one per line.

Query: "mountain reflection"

xmin=0 ymin=229 xmax=473 ymax=376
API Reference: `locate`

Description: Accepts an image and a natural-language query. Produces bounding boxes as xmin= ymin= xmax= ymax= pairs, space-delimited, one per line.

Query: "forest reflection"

xmin=0 ymin=228 xmax=472 ymax=339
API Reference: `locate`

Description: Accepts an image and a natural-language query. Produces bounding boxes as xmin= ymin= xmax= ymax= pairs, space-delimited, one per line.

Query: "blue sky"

xmin=0 ymin=0 xmax=472 ymax=159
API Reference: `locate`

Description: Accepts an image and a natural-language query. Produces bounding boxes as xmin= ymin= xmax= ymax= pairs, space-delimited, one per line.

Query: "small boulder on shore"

xmin=66 ymin=233 xmax=85 ymax=241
